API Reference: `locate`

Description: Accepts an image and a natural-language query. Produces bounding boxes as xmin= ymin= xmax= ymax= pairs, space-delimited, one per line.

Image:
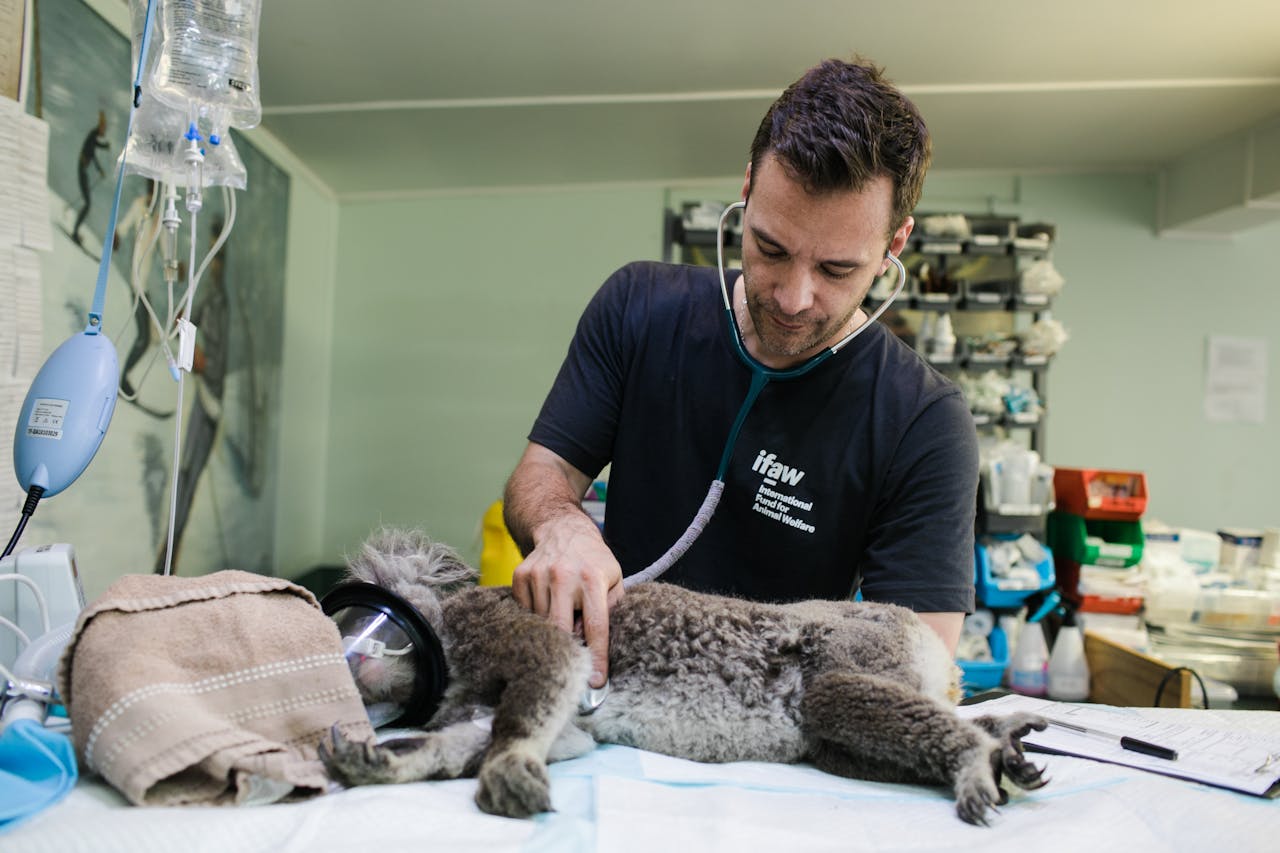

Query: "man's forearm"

xmin=502 ymin=444 xmax=594 ymax=555
xmin=916 ymin=611 xmax=963 ymax=658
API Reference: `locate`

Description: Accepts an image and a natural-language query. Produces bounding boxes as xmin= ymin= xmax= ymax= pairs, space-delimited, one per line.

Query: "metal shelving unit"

xmin=662 ymin=205 xmax=1060 ymax=455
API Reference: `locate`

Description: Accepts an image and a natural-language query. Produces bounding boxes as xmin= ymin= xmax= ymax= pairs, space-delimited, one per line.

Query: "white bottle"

xmin=1009 ymin=620 xmax=1049 ymax=697
xmin=917 ymin=313 xmax=935 ymax=353
xmin=931 ymin=312 xmax=956 ymax=361
xmin=1048 ymin=618 xmax=1091 ymax=701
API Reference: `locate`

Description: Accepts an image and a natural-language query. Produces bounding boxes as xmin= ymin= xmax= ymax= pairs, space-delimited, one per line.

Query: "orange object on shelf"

xmin=1052 ymin=467 xmax=1148 ymax=520
xmin=1080 ymin=594 xmax=1144 ymax=616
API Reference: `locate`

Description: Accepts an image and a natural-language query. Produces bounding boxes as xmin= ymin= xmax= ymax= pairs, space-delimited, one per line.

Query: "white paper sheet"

xmin=959 ymin=693 xmax=1280 ymax=795
xmin=1204 ymin=335 xmax=1268 ymax=423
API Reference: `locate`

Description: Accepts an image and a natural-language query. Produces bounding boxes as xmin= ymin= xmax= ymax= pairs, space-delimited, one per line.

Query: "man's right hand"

xmin=504 ymin=443 xmax=624 ymax=690
xmin=511 ymin=513 xmax=623 ymax=689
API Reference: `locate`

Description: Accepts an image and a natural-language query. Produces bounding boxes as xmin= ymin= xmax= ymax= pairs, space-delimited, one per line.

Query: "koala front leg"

xmin=800 ymin=671 xmax=1043 ymax=825
xmin=321 ymin=719 xmax=491 ymax=786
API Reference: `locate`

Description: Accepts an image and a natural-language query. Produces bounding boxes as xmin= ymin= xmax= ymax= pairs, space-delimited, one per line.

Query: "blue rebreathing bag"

xmin=12 ymin=332 xmax=120 ymax=498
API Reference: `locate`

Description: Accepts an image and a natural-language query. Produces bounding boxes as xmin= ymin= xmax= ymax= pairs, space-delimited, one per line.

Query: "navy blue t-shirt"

xmin=529 ymin=261 xmax=977 ymax=612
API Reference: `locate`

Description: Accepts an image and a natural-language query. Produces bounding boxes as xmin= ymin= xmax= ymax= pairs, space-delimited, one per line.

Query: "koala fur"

xmin=320 ymin=529 xmax=1047 ymax=825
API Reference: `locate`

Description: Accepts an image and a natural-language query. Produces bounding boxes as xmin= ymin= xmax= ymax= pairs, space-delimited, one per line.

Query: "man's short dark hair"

xmin=748 ymin=58 xmax=932 ymax=232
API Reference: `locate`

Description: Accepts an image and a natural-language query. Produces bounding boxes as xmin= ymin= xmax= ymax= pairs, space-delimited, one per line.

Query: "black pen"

xmin=1045 ymin=717 xmax=1180 ymax=761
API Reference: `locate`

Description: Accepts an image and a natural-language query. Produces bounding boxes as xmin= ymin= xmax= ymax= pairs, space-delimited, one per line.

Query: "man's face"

xmin=738 ymin=155 xmax=911 ymax=368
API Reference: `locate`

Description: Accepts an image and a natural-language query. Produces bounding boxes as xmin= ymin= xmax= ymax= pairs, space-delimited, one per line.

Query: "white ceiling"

xmin=247 ymin=0 xmax=1280 ymax=199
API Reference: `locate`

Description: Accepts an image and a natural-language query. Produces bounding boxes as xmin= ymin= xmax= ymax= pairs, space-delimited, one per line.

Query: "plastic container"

xmin=478 ymin=500 xmax=521 ymax=586
xmin=1048 ymin=512 xmax=1145 ymax=568
xmin=974 ymin=538 xmax=1055 ymax=609
xmin=1146 ymin=585 xmax=1280 ymax=633
xmin=1009 ymin=620 xmax=1049 ymax=697
xmin=961 ymin=278 xmax=1014 ymax=308
xmin=1148 ymin=625 xmax=1279 ymax=697
xmin=958 ymin=626 xmax=1009 ymax=696
xmin=976 ymin=460 xmax=1055 ymax=536
xmin=1218 ymin=528 xmax=1264 ymax=577
xmin=928 ymin=312 xmax=956 ymax=361
xmin=1052 ymin=468 xmax=1147 ymax=520
xmin=965 ymin=215 xmax=1017 ymax=251
xmin=1047 ymin=621 xmax=1090 ymax=701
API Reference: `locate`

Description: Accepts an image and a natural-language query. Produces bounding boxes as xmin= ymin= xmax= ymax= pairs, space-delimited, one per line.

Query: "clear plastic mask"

xmin=321 ymin=583 xmax=447 ymax=729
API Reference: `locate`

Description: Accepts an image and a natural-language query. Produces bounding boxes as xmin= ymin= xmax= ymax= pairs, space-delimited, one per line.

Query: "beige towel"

xmin=57 ymin=570 xmax=375 ymax=806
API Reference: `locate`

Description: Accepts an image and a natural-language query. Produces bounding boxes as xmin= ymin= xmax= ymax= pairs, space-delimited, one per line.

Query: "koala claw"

xmin=955 ymin=783 xmax=1000 ymax=826
xmin=320 ymin=724 xmax=395 ymax=786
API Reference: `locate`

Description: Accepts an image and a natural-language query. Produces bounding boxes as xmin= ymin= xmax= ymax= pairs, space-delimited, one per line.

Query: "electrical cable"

xmin=0 ymin=616 xmax=30 ymax=648
xmin=0 ymin=574 xmax=49 ymax=634
xmin=1154 ymin=666 xmax=1209 ymax=709
xmin=1 ymin=487 xmax=45 ymax=560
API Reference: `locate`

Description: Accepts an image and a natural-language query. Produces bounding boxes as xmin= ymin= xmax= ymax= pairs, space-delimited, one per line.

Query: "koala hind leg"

xmin=800 ymin=671 xmax=1038 ymax=826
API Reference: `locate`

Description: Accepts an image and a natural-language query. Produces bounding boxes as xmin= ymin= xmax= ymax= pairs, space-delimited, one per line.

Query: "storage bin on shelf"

xmin=974 ymin=537 xmax=1056 ymax=609
xmin=958 ymin=626 xmax=1009 ymax=696
xmin=961 ymin=278 xmax=1014 ymax=309
xmin=1075 ymin=567 xmax=1145 ymax=615
xmin=1052 ymin=467 xmax=1147 ymax=520
xmin=976 ymin=472 xmax=1053 ymax=537
xmin=1047 ymin=513 xmax=1145 ymax=568
xmin=1047 ymin=512 xmax=1144 ymax=609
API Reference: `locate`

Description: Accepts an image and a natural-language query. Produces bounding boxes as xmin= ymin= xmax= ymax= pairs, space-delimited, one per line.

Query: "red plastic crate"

xmin=1052 ymin=468 xmax=1147 ymax=520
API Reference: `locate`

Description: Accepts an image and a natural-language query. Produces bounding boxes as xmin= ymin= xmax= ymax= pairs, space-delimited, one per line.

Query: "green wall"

xmin=998 ymin=173 xmax=1279 ymax=531
xmin=319 ymin=172 xmax=1280 ymax=569
xmin=259 ymin=142 xmax=340 ymax=579
xmin=323 ymin=188 xmax=665 ymax=563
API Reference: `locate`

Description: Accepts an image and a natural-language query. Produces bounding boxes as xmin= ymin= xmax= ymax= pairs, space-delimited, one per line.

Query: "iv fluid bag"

xmin=143 ymin=0 xmax=264 ymax=130
xmin=125 ymin=0 xmax=249 ymax=188
xmin=121 ymin=94 xmax=247 ymax=189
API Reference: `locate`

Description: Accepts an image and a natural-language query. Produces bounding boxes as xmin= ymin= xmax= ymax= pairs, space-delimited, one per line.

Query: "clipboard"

xmin=959 ymin=693 xmax=1280 ymax=797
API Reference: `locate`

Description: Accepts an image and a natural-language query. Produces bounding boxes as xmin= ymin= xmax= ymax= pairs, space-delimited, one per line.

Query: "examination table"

xmin=5 ymin=705 xmax=1278 ymax=852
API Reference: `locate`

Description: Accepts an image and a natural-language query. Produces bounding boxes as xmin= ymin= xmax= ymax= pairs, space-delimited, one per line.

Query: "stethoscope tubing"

xmin=624 ymin=200 xmax=908 ymax=587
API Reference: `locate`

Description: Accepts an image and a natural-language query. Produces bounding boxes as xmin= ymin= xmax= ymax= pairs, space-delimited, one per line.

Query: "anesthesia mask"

xmin=320 ymin=582 xmax=448 ymax=729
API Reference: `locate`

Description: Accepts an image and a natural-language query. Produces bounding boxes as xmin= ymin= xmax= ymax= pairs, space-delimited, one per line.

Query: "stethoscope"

xmin=623 ymin=200 xmax=908 ymax=587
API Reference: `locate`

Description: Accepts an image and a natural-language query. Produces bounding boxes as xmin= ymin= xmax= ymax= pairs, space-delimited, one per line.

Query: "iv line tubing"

xmin=87 ymin=0 xmax=158 ymax=332
xmin=624 ymin=201 xmax=908 ymax=588
xmin=161 ymin=206 xmax=198 ymax=577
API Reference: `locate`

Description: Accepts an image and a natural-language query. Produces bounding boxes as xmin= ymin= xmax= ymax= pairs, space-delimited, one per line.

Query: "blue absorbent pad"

xmin=0 ymin=719 xmax=78 ymax=833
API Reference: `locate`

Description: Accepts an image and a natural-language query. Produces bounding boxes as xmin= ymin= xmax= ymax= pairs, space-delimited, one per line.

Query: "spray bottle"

xmin=1048 ymin=605 xmax=1091 ymax=701
xmin=1008 ymin=592 xmax=1058 ymax=697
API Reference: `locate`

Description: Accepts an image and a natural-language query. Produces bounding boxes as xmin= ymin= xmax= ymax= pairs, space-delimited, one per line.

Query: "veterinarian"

xmin=504 ymin=57 xmax=977 ymax=689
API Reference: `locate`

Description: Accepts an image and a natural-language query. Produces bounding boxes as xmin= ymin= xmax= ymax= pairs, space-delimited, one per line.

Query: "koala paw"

xmin=973 ymin=711 xmax=1050 ymax=791
xmin=475 ymin=749 xmax=552 ymax=818
xmin=320 ymin=724 xmax=419 ymax=786
xmin=952 ymin=748 xmax=1003 ymax=826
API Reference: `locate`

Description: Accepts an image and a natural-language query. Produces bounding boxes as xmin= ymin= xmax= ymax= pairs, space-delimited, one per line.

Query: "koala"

xmin=320 ymin=529 xmax=1047 ymax=825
